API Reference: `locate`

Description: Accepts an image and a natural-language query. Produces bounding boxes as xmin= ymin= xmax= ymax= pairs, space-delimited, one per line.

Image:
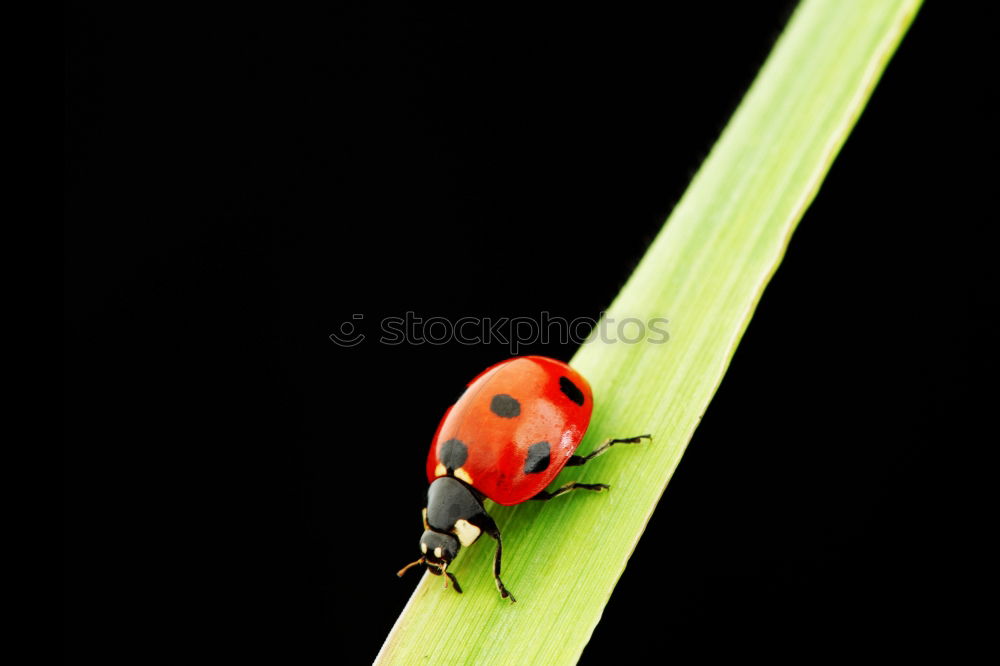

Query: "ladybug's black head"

xmin=397 ymin=529 xmax=464 ymax=593
xmin=420 ymin=530 xmax=460 ymax=573
xmin=397 ymin=477 xmax=487 ymax=594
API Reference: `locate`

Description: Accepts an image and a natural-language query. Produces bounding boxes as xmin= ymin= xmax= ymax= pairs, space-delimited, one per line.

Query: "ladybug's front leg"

xmin=473 ymin=513 xmax=516 ymax=603
xmin=444 ymin=571 xmax=463 ymax=594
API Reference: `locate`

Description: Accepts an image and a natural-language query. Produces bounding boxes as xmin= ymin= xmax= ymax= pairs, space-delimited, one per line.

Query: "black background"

xmin=65 ymin=1 xmax=990 ymax=663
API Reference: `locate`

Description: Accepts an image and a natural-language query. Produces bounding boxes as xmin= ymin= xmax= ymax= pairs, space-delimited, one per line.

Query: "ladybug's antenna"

xmin=397 ymin=557 xmax=425 ymax=578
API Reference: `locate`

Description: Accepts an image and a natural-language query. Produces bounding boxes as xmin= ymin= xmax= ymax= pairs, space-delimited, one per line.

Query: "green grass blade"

xmin=376 ymin=1 xmax=922 ymax=663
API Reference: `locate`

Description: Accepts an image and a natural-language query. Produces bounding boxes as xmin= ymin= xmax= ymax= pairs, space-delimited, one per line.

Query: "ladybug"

xmin=397 ymin=355 xmax=649 ymax=601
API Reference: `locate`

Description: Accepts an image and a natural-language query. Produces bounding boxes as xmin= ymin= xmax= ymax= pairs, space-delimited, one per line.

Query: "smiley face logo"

xmin=329 ymin=314 xmax=365 ymax=347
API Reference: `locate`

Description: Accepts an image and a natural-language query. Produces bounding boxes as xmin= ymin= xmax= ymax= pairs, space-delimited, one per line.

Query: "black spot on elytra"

xmin=524 ymin=441 xmax=551 ymax=474
xmin=439 ymin=438 xmax=468 ymax=471
xmin=559 ymin=376 xmax=585 ymax=406
xmin=490 ymin=394 xmax=521 ymax=418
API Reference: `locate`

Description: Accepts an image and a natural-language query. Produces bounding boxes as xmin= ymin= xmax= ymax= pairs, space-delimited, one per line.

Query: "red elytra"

xmin=426 ymin=355 xmax=594 ymax=505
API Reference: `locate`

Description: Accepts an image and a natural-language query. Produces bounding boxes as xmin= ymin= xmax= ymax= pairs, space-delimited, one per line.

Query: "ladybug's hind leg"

xmin=531 ymin=482 xmax=609 ymax=500
xmin=565 ymin=433 xmax=651 ymax=467
xmin=532 ymin=434 xmax=651 ymax=500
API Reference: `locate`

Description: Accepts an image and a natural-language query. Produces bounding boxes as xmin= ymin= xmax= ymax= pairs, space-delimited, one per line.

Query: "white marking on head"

xmin=434 ymin=462 xmax=447 ymax=477
xmin=434 ymin=546 xmax=443 ymax=559
xmin=453 ymin=518 xmax=482 ymax=547
xmin=455 ymin=467 xmax=473 ymax=485
xmin=420 ymin=542 xmax=428 ymax=554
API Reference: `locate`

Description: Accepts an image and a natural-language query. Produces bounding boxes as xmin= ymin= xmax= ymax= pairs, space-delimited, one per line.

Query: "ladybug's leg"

xmin=444 ymin=571 xmax=463 ymax=594
xmin=565 ymin=434 xmax=651 ymax=467
xmin=530 ymin=482 xmax=609 ymax=500
xmin=473 ymin=514 xmax=516 ymax=603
